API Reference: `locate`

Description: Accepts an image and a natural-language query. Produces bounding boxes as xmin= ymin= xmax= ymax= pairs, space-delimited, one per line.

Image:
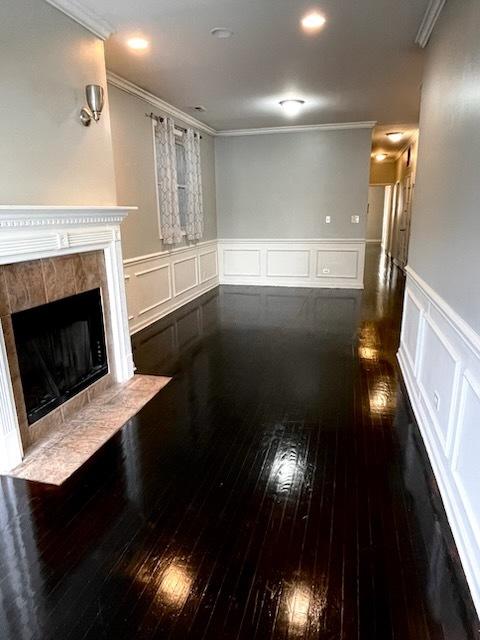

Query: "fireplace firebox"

xmin=11 ymin=288 xmax=108 ymax=425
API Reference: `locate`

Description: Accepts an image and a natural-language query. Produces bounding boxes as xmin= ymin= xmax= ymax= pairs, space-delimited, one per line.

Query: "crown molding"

xmin=106 ymin=71 xmax=217 ymax=136
xmin=44 ymin=0 xmax=115 ymax=40
xmin=415 ymin=0 xmax=446 ymax=48
xmin=216 ymin=121 xmax=377 ymax=137
xmin=106 ymin=72 xmax=376 ymax=138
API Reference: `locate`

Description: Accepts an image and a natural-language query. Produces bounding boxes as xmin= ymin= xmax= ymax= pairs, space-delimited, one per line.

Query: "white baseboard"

xmin=217 ymin=238 xmax=365 ymax=289
xmin=123 ymin=240 xmax=219 ymax=334
xmin=398 ymin=267 xmax=480 ymax=616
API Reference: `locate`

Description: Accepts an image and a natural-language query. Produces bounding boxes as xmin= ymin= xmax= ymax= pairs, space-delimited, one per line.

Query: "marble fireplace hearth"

xmin=0 ymin=206 xmax=137 ymax=472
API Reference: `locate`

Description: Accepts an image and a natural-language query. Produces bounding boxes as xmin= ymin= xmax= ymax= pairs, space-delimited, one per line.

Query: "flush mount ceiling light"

xmin=127 ymin=37 xmax=149 ymax=50
xmin=210 ymin=27 xmax=234 ymax=39
xmin=386 ymin=131 xmax=404 ymax=143
xmin=279 ymin=99 xmax=305 ymax=116
xmin=301 ymin=11 xmax=326 ymax=32
xmin=375 ymin=153 xmax=388 ymax=162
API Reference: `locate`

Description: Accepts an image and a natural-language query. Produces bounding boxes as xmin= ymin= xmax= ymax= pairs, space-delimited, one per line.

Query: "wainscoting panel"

xmin=123 ymin=240 xmax=219 ymax=334
xmin=173 ymin=256 xmax=198 ymax=297
xmin=222 ymin=248 xmax=261 ymax=277
xmin=218 ymin=240 xmax=365 ymax=289
xmin=398 ymin=267 xmax=480 ymax=616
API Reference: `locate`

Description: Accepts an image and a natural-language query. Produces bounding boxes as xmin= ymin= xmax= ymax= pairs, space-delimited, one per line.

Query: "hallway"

xmin=0 ymin=247 xmax=478 ymax=639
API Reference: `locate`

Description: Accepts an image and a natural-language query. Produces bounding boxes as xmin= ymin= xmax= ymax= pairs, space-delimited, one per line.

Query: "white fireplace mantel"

xmin=0 ymin=205 xmax=137 ymax=472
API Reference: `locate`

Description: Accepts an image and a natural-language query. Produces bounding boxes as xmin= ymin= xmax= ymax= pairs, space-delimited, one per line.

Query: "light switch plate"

xmin=351 ymin=215 xmax=360 ymax=224
xmin=325 ymin=216 xmax=331 ymax=223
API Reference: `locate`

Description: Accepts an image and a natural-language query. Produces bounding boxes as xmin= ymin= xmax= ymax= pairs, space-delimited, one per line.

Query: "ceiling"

xmin=371 ymin=123 xmax=419 ymax=160
xmin=79 ymin=0 xmax=427 ymax=131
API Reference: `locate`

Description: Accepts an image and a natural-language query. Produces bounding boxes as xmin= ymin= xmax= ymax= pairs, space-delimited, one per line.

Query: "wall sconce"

xmin=80 ymin=85 xmax=104 ymax=127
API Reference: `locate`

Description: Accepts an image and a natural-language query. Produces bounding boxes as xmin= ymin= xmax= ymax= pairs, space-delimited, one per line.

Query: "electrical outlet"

xmin=433 ymin=392 xmax=440 ymax=411
xmin=325 ymin=216 xmax=331 ymax=224
xmin=351 ymin=215 xmax=360 ymax=224
xmin=322 ymin=267 xmax=330 ymax=274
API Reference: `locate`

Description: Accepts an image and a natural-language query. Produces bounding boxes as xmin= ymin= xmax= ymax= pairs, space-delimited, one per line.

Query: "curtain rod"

xmin=146 ymin=112 xmax=202 ymax=138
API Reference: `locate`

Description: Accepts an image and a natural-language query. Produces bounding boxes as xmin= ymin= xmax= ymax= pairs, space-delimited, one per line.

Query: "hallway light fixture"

xmin=386 ymin=132 xmax=404 ymax=143
xmin=127 ymin=37 xmax=149 ymax=50
xmin=375 ymin=153 xmax=388 ymax=162
xmin=279 ymin=99 xmax=305 ymax=116
xmin=301 ymin=12 xmax=326 ymax=32
xmin=79 ymin=85 xmax=104 ymax=127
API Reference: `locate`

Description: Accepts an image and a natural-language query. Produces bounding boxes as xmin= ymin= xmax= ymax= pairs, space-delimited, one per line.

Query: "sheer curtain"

xmin=184 ymin=129 xmax=204 ymax=240
xmin=154 ymin=116 xmax=183 ymax=244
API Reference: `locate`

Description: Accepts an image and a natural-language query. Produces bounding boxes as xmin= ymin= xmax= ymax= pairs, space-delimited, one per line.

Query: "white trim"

xmin=217 ymin=121 xmax=377 ymax=137
xmin=218 ymin=239 xmax=365 ymax=289
xmin=217 ymin=237 xmax=365 ymax=244
xmin=406 ymin=266 xmax=480 ymax=359
xmin=123 ymin=239 xmax=215 ymax=266
xmin=398 ymin=270 xmax=480 ymax=616
xmin=366 ymin=239 xmax=382 ymax=244
xmin=107 ymin=72 xmax=217 ymax=136
xmin=172 ymin=255 xmax=199 ymax=297
xmin=123 ymin=240 xmax=219 ymax=334
xmin=0 ymin=205 xmax=135 ymax=472
xmin=43 ymin=0 xmax=115 ymax=40
xmin=107 ymin=72 xmax=377 ymax=138
xmin=415 ymin=0 xmax=446 ymax=47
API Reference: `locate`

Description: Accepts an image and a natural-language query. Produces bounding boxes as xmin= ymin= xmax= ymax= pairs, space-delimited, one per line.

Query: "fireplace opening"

xmin=11 ymin=288 xmax=108 ymax=425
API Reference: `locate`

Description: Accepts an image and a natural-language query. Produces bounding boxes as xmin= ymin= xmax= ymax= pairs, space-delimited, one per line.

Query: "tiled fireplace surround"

xmin=0 ymin=206 xmax=136 ymax=472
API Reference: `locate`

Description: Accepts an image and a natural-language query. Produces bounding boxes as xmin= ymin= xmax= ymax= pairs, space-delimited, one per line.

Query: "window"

xmin=175 ymin=139 xmax=187 ymax=232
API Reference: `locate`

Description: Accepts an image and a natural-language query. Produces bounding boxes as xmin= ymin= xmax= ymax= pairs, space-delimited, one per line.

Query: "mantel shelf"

xmin=0 ymin=205 xmax=137 ymax=229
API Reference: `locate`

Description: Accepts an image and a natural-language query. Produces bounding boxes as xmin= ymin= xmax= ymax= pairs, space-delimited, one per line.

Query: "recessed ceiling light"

xmin=127 ymin=37 xmax=149 ymax=50
xmin=375 ymin=153 xmax=388 ymax=162
xmin=386 ymin=132 xmax=404 ymax=143
xmin=210 ymin=27 xmax=234 ymax=39
xmin=279 ymin=99 xmax=305 ymax=116
xmin=301 ymin=12 xmax=326 ymax=32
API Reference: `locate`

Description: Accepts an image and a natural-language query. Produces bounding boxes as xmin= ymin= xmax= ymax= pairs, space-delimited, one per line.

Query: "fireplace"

xmin=12 ymin=288 xmax=108 ymax=425
xmin=0 ymin=205 xmax=136 ymax=472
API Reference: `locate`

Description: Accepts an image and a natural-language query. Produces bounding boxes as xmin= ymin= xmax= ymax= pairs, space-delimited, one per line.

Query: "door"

xmin=397 ymin=174 xmax=414 ymax=269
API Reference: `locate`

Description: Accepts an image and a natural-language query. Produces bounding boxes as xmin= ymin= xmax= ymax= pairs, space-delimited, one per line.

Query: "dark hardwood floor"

xmin=1 ymin=245 xmax=479 ymax=639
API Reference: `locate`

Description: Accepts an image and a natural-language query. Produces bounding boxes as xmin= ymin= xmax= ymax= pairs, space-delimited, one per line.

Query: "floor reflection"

xmin=0 ymin=246 xmax=478 ymax=639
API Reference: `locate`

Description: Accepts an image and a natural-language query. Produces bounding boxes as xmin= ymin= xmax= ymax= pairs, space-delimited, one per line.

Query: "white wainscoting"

xmin=218 ymin=239 xmax=365 ymax=289
xmin=123 ymin=240 xmax=219 ymax=334
xmin=398 ymin=267 xmax=480 ymax=616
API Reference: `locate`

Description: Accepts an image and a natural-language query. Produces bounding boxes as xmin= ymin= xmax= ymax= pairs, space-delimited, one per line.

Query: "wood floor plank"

xmin=0 ymin=247 xmax=479 ymax=639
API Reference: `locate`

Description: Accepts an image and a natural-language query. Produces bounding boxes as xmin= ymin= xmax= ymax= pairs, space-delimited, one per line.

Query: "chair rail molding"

xmin=0 ymin=205 xmax=136 ymax=472
xmin=43 ymin=0 xmax=115 ymax=40
xmin=218 ymin=239 xmax=366 ymax=289
xmin=398 ymin=266 xmax=480 ymax=616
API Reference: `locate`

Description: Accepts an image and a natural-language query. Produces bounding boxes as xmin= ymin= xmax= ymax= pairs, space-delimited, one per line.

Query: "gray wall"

xmin=215 ymin=129 xmax=372 ymax=239
xmin=408 ymin=0 xmax=480 ymax=332
xmin=109 ymin=85 xmax=217 ymax=259
xmin=0 ymin=0 xmax=116 ymax=205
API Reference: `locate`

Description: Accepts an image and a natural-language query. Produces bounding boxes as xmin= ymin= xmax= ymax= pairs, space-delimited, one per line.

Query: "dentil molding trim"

xmin=44 ymin=0 xmax=115 ymax=40
xmin=0 ymin=205 xmax=135 ymax=228
xmin=415 ymin=0 xmax=446 ymax=48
